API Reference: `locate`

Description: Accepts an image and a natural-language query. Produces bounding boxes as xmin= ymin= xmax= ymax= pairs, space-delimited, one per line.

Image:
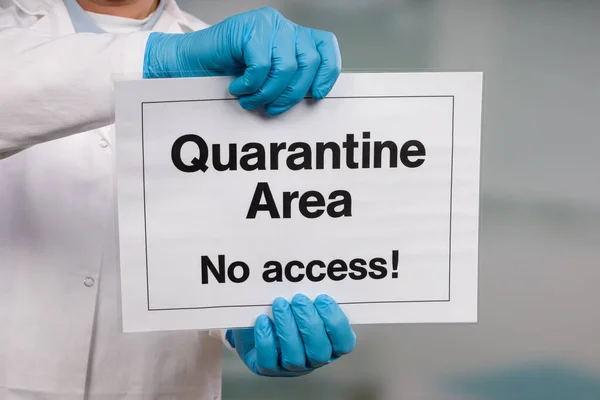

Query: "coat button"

xmin=99 ymin=139 xmax=109 ymax=148
xmin=83 ymin=277 xmax=95 ymax=287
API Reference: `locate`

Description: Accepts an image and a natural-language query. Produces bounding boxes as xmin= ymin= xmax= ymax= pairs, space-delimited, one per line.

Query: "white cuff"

xmin=209 ymin=329 xmax=235 ymax=352
xmin=116 ymin=31 xmax=152 ymax=80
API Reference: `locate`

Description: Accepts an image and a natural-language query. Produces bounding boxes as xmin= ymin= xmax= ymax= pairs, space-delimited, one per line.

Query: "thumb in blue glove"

xmin=143 ymin=7 xmax=341 ymax=116
xmin=227 ymin=294 xmax=356 ymax=377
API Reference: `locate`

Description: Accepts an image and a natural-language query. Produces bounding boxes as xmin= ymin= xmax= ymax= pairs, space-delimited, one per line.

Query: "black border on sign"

xmin=140 ymin=95 xmax=455 ymax=311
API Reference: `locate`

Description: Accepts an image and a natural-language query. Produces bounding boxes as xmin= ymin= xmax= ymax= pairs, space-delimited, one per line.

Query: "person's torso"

xmin=0 ymin=2 xmax=224 ymax=399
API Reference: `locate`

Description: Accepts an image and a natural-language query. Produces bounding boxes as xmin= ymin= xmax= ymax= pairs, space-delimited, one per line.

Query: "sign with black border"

xmin=114 ymin=72 xmax=482 ymax=332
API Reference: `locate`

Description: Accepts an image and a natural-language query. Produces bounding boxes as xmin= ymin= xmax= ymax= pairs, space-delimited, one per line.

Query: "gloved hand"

xmin=226 ymin=294 xmax=356 ymax=377
xmin=143 ymin=7 xmax=341 ymax=115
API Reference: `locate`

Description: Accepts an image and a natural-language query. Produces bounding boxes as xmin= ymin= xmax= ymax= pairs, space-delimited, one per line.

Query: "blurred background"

xmin=179 ymin=1 xmax=600 ymax=399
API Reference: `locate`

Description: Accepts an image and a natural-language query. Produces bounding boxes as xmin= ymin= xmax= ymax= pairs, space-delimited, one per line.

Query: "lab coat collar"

xmin=11 ymin=0 xmax=197 ymax=34
xmin=152 ymin=0 xmax=199 ymax=33
xmin=9 ymin=0 xmax=51 ymax=17
xmin=62 ymin=0 xmax=167 ymax=33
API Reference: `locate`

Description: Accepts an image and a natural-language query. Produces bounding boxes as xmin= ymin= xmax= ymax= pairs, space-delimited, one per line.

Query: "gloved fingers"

xmin=231 ymin=327 xmax=256 ymax=358
xmin=265 ymin=27 xmax=320 ymax=115
xmin=239 ymin=19 xmax=298 ymax=111
xmin=290 ymin=293 xmax=333 ymax=368
xmin=272 ymin=297 xmax=307 ymax=371
xmin=254 ymin=314 xmax=280 ymax=374
xmin=230 ymin=327 xmax=262 ymax=374
xmin=314 ymin=294 xmax=356 ymax=357
xmin=228 ymin=28 xmax=273 ymax=97
xmin=308 ymin=29 xmax=342 ymax=100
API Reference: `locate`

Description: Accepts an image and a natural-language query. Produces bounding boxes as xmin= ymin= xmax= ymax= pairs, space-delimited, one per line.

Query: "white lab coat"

xmin=0 ymin=1 xmax=231 ymax=399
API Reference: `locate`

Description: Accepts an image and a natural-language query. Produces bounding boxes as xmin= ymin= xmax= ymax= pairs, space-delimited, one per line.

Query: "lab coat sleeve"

xmin=0 ymin=27 xmax=151 ymax=159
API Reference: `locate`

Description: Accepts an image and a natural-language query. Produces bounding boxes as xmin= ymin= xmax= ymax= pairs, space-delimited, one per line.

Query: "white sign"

xmin=114 ymin=72 xmax=482 ymax=332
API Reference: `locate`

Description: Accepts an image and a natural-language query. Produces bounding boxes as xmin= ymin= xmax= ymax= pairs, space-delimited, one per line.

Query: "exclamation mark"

xmin=392 ymin=250 xmax=398 ymax=278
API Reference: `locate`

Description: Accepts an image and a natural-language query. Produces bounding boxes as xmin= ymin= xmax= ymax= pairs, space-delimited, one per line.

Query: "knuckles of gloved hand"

xmin=209 ymin=6 xmax=341 ymax=111
xmin=227 ymin=294 xmax=355 ymax=378
xmin=144 ymin=6 xmax=341 ymax=114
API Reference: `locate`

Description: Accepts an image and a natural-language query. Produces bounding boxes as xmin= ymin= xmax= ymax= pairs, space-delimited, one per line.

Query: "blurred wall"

xmin=176 ymin=1 xmax=600 ymax=399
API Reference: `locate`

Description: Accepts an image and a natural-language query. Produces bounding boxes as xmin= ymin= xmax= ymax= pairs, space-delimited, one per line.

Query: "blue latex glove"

xmin=226 ymin=294 xmax=356 ymax=377
xmin=143 ymin=7 xmax=341 ymax=115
